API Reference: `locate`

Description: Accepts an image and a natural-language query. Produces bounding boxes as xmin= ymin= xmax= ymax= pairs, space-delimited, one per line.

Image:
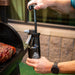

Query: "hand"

xmin=27 ymin=0 xmax=72 ymax=14
xmin=27 ymin=0 xmax=56 ymax=10
xmin=26 ymin=56 xmax=54 ymax=74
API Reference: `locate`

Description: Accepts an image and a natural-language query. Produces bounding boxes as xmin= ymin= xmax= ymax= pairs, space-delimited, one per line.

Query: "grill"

xmin=0 ymin=5 xmax=41 ymax=75
xmin=0 ymin=23 xmax=27 ymax=75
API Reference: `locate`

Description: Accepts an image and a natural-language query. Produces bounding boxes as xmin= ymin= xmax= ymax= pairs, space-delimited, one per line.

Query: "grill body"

xmin=0 ymin=23 xmax=27 ymax=75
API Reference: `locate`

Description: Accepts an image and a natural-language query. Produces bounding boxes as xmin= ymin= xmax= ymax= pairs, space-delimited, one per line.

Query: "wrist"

xmin=48 ymin=62 xmax=54 ymax=73
xmin=58 ymin=62 xmax=64 ymax=73
xmin=51 ymin=62 xmax=59 ymax=74
xmin=49 ymin=62 xmax=54 ymax=73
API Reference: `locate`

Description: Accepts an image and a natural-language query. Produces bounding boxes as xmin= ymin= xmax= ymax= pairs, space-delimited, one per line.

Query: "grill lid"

xmin=0 ymin=23 xmax=24 ymax=49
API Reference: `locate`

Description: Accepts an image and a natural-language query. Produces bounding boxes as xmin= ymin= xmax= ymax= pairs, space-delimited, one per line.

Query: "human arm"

xmin=58 ymin=60 xmax=75 ymax=74
xmin=26 ymin=56 xmax=75 ymax=74
xmin=27 ymin=0 xmax=75 ymax=14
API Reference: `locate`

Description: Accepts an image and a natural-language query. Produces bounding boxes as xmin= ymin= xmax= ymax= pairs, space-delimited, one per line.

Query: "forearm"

xmin=58 ymin=60 xmax=75 ymax=74
xmin=49 ymin=0 xmax=74 ymax=14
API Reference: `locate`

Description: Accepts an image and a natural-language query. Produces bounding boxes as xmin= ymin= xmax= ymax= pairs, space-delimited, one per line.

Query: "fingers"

xmin=27 ymin=0 xmax=48 ymax=10
xmin=34 ymin=4 xmax=42 ymax=10
xmin=34 ymin=68 xmax=40 ymax=73
xmin=26 ymin=58 xmax=39 ymax=67
xmin=26 ymin=58 xmax=39 ymax=63
xmin=27 ymin=0 xmax=45 ymax=10
xmin=27 ymin=0 xmax=37 ymax=9
xmin=34 ymin=3 xmax=47 ymax=10
xmin=26 ymin=60 xmax=36 ymax=67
